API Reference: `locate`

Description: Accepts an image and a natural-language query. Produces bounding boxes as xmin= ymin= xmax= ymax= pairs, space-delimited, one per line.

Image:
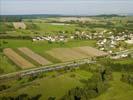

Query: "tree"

xmin=48 ymin=96 xmax=56 ymax=100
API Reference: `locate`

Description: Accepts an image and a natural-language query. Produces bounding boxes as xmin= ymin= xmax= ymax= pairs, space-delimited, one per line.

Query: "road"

xmin=0 ymin=58 xmax=95 ymax=81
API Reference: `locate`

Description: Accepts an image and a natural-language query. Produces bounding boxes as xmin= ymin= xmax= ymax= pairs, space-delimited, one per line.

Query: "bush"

xmin=0 ymin=85 xmax=10 ymax=91
xmin=121 ymin=73 xmax=133 ymax=85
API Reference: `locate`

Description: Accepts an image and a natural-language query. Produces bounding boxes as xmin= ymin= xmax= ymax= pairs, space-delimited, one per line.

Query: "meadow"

xmin=93 ymin=72 xmax=133 ymax=100
xmin=0 ymin=69 xmax=93 ymax=100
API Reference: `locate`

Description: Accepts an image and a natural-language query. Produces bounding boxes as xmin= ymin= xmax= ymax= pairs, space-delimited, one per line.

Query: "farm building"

xmin=13 ymin=22 xmax=26 ymax=29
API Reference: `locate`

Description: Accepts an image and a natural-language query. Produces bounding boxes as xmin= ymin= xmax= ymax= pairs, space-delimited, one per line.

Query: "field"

xmin=93 ymin=72 xmax=133 ymax=100
xmin=0 ymin=55 xmax=19 ymax=74
xmin=46 ymin=46 xmax=108 ymax=62
xmin=73 ymin=46 xmax=108 ymax=57
xmin=46 ymin=48 xmax=88 ymax=62
xmin=0 ymin=39 xmax=96 ymax=73
xmin=0 ymin=70 xmax=93 ymax=100
xmin=13 ymin=22 xmax=26 ymax=29
xmin=18 ymin=47 xmax=52 ymax=65
xmin=1 ymin=16 xmax=133 ymax=36
xmin=28 ymin=22 xmax=78 ymax=34
xmin=3 ymin=48 xmax=34 ymax=69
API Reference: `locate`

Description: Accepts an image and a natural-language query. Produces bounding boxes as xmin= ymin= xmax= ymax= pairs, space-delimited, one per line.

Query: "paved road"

xmin=0 ymin=58 xmax=95 ymax=80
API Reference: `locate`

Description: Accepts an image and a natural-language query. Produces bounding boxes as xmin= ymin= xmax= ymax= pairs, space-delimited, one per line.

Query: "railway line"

xmin=0 ymin=58 xmax=95 ymax=81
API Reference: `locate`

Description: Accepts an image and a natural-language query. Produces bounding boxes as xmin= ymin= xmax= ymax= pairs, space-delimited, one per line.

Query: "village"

xmin=32 ymin=30 xmax=133 ymax=58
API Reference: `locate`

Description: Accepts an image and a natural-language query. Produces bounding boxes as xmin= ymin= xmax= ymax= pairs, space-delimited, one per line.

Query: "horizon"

xmin=0 ymin=0 xmax=133 ymax=15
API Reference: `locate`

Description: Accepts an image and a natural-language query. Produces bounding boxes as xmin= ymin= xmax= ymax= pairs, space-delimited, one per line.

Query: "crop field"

xmin=3 ymin=48 xmax=34 ymax=69
xmin=18 ymin=47 xmax=52 ymax=65
xmin=46 ymin=46 xmax=108 ymax=62
xmin=73 ymin=46 xmax=108 ymax=57
xmin=46 ymin=48 xmax=88 ymax=62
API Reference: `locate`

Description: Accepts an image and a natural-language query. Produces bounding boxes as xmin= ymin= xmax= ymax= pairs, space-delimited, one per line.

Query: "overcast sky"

xmin=0 ymin=0 xmax=133 ymax=15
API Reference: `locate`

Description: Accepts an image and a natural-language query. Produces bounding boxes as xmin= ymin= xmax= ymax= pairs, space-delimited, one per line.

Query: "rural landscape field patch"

xmin=46 ymin=48 xmax=88 ymax=62
xmin=13 ymin=22 xmax=26 ymax=29
xmin=18 ymin=47 xmax=52 ymax=65
xmin=46 ymin=46 xmax=108 ymax=62
xmin=3 ymin=48 xmax=34 ymax=69
xmin=73 ymin=46 xmax=108 ymax=57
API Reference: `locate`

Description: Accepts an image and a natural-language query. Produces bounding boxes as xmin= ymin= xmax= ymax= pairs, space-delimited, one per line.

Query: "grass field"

xmin=0 ymin=70 xmax=92 ymax=100
xmin=92 ymin=72 xmax=133 ymax=100
xmin=0 ymin=54 xmax=19 ymax=74
xmin=29 ymin=22 xmax=79 ymax=33
xmin=0 ymin=39 xmax=96 ymax=52
xmin=113 ymin=58 xmax=133 ymax=65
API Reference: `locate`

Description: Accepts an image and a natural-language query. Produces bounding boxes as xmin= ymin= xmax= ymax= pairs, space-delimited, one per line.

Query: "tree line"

xmin=61 ymin=66 xmax=112 ymax=100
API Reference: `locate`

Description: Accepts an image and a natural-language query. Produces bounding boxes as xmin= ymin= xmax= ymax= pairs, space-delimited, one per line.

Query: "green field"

xmin=1 ymin=16 xmax=133 ymax=36
xmin=0 ymin=39 xmax=96 ymax=51
xmin=0 ymin=54 xmax=19 ymax=73
xmin=93 ymin=72 xmax=133 ymax=100
xmin=1 ymin=70 xmax=133 ymax=100
xmin=0 ymin=70 xmax=92 ymax=100
xmin=27 ymin=22 xmax=79 ymax=34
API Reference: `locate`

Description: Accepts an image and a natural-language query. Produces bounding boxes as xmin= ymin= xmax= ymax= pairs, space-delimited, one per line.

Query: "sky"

xmin=0 ymin=0 xmax=133 ymax=15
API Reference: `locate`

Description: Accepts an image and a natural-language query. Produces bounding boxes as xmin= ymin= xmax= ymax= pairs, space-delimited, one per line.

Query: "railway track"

xmin=0 ymin=58 xmax=95 ymax=81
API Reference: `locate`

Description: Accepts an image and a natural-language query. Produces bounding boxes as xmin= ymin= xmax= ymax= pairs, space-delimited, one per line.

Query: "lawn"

xmin=0 ymin=70 xmax=92 ymax=100
xmin=92 ymin=72 xmax=133 ymax=100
